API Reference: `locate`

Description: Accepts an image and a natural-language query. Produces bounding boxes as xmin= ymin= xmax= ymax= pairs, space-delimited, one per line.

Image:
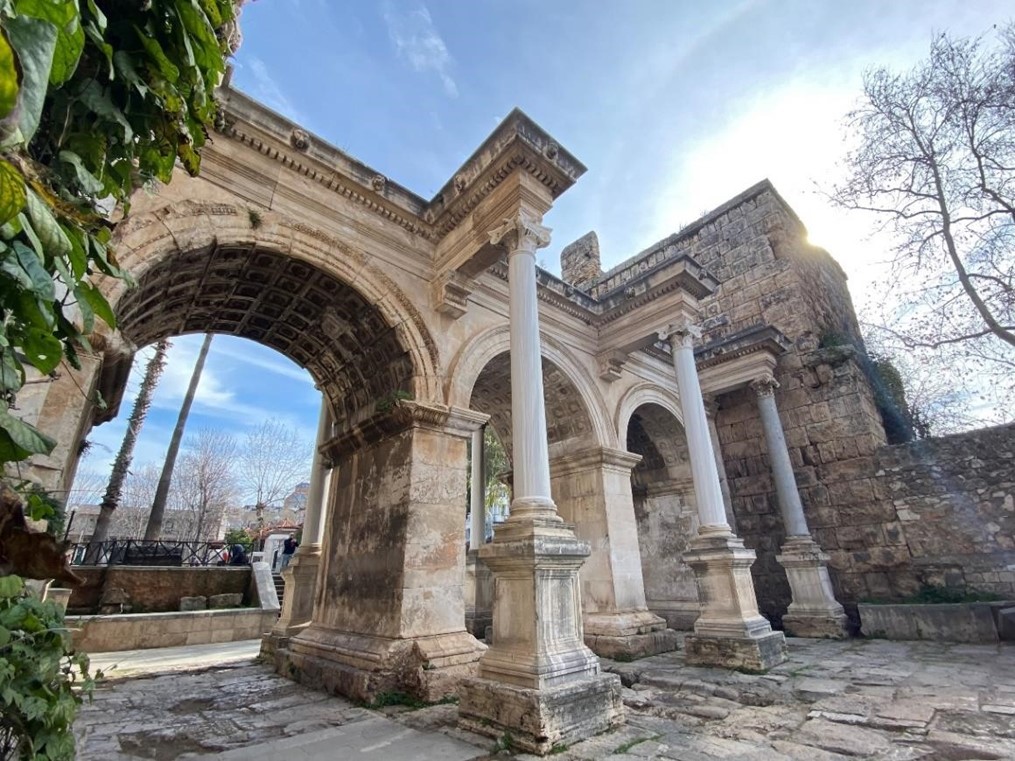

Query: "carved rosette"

xmin=750 ymin=374 xmax=780 ymax=398
xmin=488 ymin=211 xmax=551 ymax=256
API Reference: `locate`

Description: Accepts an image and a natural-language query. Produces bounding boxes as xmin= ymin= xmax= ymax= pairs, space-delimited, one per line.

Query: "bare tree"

xmin=239 ymin=418 xmax=311 ymax=509
xmin=88 ymin=340 xmax=169 ymax=552
xmin=146 ymin=333 xmax=213 ymax=540
xmin=173 ymin=429 xmax=238 ymax=542
xmin=833 ymin=24 xmax=1015 ymax=420
xmin=110 ymin=463 xmax=161 ymax=539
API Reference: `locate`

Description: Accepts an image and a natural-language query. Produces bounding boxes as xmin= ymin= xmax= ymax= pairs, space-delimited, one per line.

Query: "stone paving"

xmin=74 ymin=637 xmax=1015 ymax=760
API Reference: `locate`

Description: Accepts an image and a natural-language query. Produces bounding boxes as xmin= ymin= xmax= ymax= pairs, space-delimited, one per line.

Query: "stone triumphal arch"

xmin=21 ymin=84 xmax=958 ymax=753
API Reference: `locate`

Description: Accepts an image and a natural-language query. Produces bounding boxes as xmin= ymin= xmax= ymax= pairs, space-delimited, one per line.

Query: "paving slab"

xmin=73 ymin=637 xmax=1015 ymax=760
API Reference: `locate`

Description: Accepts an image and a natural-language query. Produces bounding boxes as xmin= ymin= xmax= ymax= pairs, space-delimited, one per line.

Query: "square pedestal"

xmin=584 ymin=611 xmax=678 ymax=660
xmin=458 ymin=673 xmax=624 ymax=755
xmin=684 ymin=630 xmax=787 ymax=672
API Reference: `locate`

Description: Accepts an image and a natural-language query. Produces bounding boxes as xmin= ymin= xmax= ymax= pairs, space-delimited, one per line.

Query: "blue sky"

xmin=73 ymin=1 xmax=1011 ymax=499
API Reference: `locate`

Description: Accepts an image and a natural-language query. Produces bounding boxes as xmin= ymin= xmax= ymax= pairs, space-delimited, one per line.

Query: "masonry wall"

xmin=68 ymin=566 xmax=252 ymax=613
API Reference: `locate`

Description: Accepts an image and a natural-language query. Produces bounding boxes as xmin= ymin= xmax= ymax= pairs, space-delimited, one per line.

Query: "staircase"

xmin=272 ymin=572 xmax=285 ymax=608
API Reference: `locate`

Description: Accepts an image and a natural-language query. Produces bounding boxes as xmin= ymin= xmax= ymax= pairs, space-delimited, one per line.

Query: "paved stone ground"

xmin=74 ymin=638 xmax=1015 ymax=760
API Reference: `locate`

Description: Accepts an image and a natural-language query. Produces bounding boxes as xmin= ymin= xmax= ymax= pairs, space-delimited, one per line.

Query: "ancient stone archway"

xmin=623 ymin=401 xmax=702 ymax=631
xmin=109 ymin=201 xmax=441 ymax=424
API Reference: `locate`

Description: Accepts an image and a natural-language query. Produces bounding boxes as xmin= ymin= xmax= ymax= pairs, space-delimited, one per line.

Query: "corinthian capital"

xmin=657 ymin=321 xmax=701 ymax=350
xmin=750 ymin=373 xmax=780 ymax=398
xmin=488 ymin=210 xmax=552 ymax=255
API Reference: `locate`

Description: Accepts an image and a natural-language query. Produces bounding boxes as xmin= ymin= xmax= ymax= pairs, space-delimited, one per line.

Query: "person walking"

xmin=280 ymin=534 xmax=298 ymax=570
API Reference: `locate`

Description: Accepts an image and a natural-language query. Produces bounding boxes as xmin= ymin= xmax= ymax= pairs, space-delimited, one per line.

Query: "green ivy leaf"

xmin=2 ymin=13 xmax=57 ymax=144
xmin=22 ymin=326 xmax=61 ymax=374
xmin=24 ymin=189 xmax=71 ymax=259
xmin=0 ymin=347 xmax=23 ymax=392
xmin=0 ymin=575 xmax=24 ymax=599
xmin=0 ymin=405 xmax=55 ymax=456
xmin=12 ymin=240 xmax=54 ymax=300
xmin=0 ymin=157 xmax=26 ymax=225
xmin=135 ymin=27 xmax=180 ymax=83
xmin=0 ymin=28 xmax=19 ymax=121
xmin=77 ymin=281 xmax=115 ymax=328
xmin=77 ymin=79 xmax=132 ymax=141
xmin=57 ymin=150 xmax=103 ymax=195
xmin=14 ymin=0 xmax=81 ymax=85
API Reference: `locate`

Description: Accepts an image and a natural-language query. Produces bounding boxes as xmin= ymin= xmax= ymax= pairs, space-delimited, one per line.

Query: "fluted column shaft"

xmin=751 ymin=376 xmax=809 ymax=537
xmin=299 ymin=396 xmax=333 ymax=553
xmin=660 ymin=324 xmax=729 ymax=531
xmin=469 ymin=426 xmax=486 ymax=548
xmin=493 ymin=212 xmax=555 ymax=517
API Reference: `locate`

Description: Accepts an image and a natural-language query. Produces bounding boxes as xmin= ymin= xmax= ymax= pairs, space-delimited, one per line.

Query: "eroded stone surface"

xmin=75 ymin=638 xmax=1015 ymax=760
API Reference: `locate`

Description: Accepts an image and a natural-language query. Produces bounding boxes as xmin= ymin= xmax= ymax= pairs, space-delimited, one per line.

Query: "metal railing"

xmin=70 ymin=539 xmax=232 ymax=567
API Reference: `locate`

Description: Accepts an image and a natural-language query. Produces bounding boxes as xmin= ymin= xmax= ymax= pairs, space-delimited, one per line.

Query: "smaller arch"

xmin=447 ymin=324 xmax=613 ymax=449
xmin=615 ymin=382 xmax=684 ymax=446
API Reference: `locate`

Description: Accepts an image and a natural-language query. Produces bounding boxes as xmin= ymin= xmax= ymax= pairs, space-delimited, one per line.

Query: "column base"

xmin=271 ymin=549 xmax=321 ymax=637
xmin=584 ymin=611 xmax=678 ymax=660
xmin=280 ymin=627 xmax=485 ymax=703
xmin=684 ymin=630 xmax=787 ymax=672
xmin=778 ymin=536 xmax=848 ymax=639
xmin=683 ymin=528 xmax=787 ymax=670
xmin=458 ymin=673 xmax=624 ymax=755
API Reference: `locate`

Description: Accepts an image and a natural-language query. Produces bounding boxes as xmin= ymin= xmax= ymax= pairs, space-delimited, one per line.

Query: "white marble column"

xmin=270 ymin=396 xmax=332 ymax=638
xmin=751 ymin=375 xmax=847 ymax=638
xmin=469 ymin=426 xmax=486 ymax=548
xmin=459 ymin=211 xmax=623 ymax=755
xmin=658 ymin=322 xmax=787 ymax=671
xmin=465 ymin=426 xmax=492 ymax=637
xmin=703 ymin=395 xmax=737 ymax=531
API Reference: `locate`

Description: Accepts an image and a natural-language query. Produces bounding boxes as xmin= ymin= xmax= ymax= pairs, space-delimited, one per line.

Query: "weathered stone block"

xmin=458 ymin=673 xmax=623 ymax=755
xmin=208 ymin=593 xmax=243 ymax=609
xmin=180 ymin=596 xmax=207 ymax=611
xmin=684 ymin=630 xmax=787 ymax=672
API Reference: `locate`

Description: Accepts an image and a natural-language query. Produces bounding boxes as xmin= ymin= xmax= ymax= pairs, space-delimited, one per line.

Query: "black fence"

xmin=70 ymin=539 xmax=230 ymax=567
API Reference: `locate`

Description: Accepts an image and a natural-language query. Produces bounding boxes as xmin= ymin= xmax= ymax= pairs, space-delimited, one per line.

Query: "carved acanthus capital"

xmin=750 ymin=373 xmax=780 ymax=398
xmin=657 ymin=321 xmax=702 ymax=351
xmin=488 ymin=211 xmax=551 ymax=256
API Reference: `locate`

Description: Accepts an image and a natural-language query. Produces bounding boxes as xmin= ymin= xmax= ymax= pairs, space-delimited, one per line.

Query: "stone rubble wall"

xmin=68 ymin=566 xmax=252 ymax=614
xmin=596 ymin=182 xmax=1013 ymax=625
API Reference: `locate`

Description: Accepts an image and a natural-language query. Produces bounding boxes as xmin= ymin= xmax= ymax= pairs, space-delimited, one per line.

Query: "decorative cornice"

xmin=322 ymin=400 xmax=488 ymax=463
xmin=549 ymin=447 xmax=643 ymax=477
xmin=694 ymin=325 xmax=791 ymax=370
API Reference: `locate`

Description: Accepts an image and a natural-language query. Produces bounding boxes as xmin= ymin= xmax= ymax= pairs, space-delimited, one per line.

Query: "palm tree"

xmin=87 ymin=340 xmax=170 ymax=557
xmin=144 ymin=333 xmax=213 ymax=540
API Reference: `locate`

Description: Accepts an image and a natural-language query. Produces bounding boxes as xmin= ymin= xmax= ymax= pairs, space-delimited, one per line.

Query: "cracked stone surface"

xmin=74 ymin=638 xmax=1015 ymax=760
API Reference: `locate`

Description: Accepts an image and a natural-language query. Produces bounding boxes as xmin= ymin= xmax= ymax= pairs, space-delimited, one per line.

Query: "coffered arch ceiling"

xmin=116 ymin=245 xmax=413 ymax=430
xmin=468 ymin=352 xmax=596 ymax=461
xmin=626 ymin=403 xmax=692 ymax=490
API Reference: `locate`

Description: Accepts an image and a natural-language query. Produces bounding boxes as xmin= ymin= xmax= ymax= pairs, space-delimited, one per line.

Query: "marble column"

xmin=466 ymin=426 xmax=493 ymax=637
xmin=751 ymin=374 xmax=848 ymax=638
xmin=458 ymin=211 xmax=623 ymax=755
xmin=660 ymin=322 xmax=787 ymax=671
xmin=703 ymin=395 xmax=737 ymax=531
xmin=269 ymin=397 xmax=333 ymax=641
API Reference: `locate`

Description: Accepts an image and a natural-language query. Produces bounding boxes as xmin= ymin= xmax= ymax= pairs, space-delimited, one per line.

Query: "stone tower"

xmin=560 ymin=231 xmax=602 ymax=291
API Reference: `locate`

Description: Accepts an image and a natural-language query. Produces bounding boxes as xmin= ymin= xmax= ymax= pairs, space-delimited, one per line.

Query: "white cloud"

xmin=240 ymin=57 xmax=309 ymax=124
xmin=383 ymin=2 xmax=457 ymax=98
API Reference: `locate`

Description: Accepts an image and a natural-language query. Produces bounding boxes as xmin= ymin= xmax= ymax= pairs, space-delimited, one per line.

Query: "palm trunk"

xmin=145 ymin=333 xmax=213 ymax=541
xmin=87 ymin=340 xmax=170 ymax=559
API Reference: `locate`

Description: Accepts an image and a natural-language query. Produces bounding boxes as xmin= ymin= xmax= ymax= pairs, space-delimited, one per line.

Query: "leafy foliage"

xmin=0 ymin=0 xmax=236 ymax=481
xmin=834 ymin=25 xmax=1015 ymax=428
xmin=0 ymin=575 xmax=99 ymax=761
xmin=223 ymin=526 xmax=252 ymax=553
